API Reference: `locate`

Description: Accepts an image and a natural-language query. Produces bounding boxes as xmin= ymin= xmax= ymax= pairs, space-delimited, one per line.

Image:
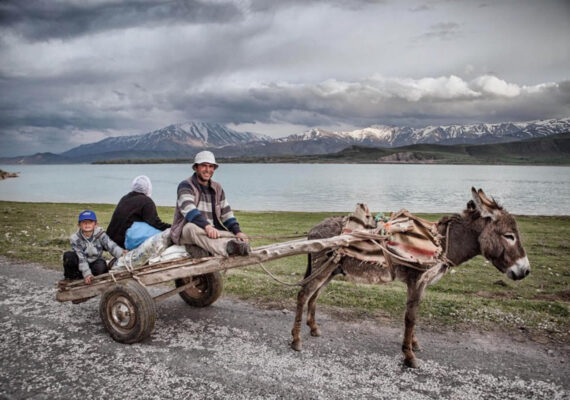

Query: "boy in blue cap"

xmin=63 ymin=210 xmax=126 ymax=285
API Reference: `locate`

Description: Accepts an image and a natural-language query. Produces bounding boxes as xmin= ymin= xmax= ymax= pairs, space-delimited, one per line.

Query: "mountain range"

xmin=225 ymin=132 xmax=570 ymax=165
xmin=60 ymin=121 xmax=265 ymax=159
xmin=1 ymin=118 xmax=569 ymax=164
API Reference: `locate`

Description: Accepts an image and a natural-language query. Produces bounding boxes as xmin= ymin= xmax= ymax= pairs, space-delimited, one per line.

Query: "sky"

xmin=0 ymin=0 xmax=569 ymax=157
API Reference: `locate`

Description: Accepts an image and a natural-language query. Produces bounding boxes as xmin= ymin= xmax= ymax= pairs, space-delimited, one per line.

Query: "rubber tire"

xmin=99 ymin=280 xmax=156 ymax=344
xmin=175 ymin=272 xmax=223 ymax=307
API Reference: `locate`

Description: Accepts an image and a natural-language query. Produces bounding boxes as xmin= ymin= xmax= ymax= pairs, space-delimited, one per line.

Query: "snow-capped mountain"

xmin=3 ymin=118 xmax=567 ymax=163
xmin=280 ymin=118 xmax=570 ymax=148
xmin=61 ymin=121 xmax=266 ymax=158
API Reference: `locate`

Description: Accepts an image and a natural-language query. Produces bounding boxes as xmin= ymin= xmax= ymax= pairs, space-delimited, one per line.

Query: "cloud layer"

xmin=1 ymin=0 xmax=569 ymax=156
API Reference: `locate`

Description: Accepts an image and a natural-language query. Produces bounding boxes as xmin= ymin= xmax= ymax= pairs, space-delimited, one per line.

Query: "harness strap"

xmin=441 ymin=221 xmax=456 ymax=267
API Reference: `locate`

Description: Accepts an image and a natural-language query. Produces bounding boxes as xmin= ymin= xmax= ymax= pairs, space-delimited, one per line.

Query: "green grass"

xmin=1 ymin=201 xmax=568 ymax=342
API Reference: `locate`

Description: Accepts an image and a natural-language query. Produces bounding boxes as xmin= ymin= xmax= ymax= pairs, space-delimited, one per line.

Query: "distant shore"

xmin=91 ymin=133 xmax=570 ymax=166
xmin=92 ymin=157 xmax=570 ymax=165
xmin=0 ymin=169 xmax=19 ymax=180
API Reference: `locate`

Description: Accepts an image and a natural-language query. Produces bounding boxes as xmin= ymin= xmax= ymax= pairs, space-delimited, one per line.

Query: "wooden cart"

xmin=56 ymin=234 xmax=362 ymax=344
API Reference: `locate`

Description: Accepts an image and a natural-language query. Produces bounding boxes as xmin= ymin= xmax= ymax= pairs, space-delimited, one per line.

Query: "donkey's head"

xmin=469 ymin=187 xmax=530 ymax=280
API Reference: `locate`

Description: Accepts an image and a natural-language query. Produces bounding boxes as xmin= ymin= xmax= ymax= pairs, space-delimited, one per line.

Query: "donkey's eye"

xmin=503 ymin=233 xmax=516 ymax=243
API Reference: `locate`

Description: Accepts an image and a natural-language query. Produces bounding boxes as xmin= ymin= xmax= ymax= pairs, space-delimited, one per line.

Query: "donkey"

xmin=291 ymin=188 xmax=530 ymax=368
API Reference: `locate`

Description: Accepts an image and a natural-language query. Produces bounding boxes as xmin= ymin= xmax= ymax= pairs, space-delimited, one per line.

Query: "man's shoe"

xmin=185 ymin=245 xmax=211 ymax=258
xmin=226 ymin=240 xmax=251 ymax=256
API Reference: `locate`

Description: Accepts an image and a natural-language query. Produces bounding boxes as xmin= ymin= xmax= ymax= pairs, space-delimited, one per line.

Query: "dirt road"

xmin=0 ymin=257 xmax=567 ymax=399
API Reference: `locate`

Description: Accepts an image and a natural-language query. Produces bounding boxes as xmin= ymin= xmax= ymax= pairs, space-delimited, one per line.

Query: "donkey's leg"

xmin=412 ymin=334 xmax=421 ymax=351
xmin=291 ymin=286 xmax=310 ymax=351
xmin=291 ymin=275 xmax=330 ymax=351
xmin=306 ymin=273 xmax=336 ymax=337
xmin=402 ymin=282 xmax=426 ymax=368
xmin=291 ymin=255 xmax=339 ymax=352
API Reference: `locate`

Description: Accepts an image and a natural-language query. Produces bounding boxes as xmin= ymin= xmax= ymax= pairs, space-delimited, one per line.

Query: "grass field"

xmin=0 ymin=201 xmax=568 ymax=343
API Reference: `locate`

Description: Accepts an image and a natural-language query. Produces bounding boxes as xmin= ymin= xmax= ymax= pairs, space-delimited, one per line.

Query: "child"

xmin=63 ymin=210 xmax=126 ymax=285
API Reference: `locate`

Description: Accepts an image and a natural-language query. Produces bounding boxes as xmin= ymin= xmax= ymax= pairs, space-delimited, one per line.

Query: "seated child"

xmin=63 ymin=210 xmax=126 ymax=285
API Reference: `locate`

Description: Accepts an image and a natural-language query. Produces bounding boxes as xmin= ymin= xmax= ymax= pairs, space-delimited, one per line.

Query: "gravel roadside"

xmin=0 ymin=256 xmax=567 ymax=400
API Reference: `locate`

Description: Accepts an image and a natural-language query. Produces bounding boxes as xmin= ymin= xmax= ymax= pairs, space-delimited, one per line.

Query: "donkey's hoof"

xmin=404 ymin=357 xmax=419 ymax=369
xmin=291 ymin=340 xmax=302 ymax=352
xmin=310 ymin=328 xmax=321 ymax=337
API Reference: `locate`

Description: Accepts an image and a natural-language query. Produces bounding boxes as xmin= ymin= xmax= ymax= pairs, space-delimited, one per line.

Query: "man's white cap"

xmin=193 ymin=150 xmax=218 ymax=169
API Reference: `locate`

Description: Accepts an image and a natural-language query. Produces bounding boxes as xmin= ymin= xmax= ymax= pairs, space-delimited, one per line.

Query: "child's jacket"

xmin=70 ymin=227 xmax=124 ymax=278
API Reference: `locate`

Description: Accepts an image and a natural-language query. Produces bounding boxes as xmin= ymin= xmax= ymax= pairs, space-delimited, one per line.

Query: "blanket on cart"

xmin=112 ymin=229 xmax=190 ymax=272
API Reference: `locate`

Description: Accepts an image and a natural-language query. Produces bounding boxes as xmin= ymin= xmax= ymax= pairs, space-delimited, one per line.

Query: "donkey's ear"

xmin=471 ymin=187 xmax=499 ymax=219
xmin=477 ymin=188 xmax=496 ymax=208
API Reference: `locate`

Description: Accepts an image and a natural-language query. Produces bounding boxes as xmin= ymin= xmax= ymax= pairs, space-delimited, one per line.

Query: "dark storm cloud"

xmin=0 ymin=75 xmax=130 ymax=129
xmin=0 ymin=0 xmax=384 ymax=41
xmin=0 ymin=0 xmax=241 ymax=41
xmin=249 ymin=0 xmax=385 ymax=13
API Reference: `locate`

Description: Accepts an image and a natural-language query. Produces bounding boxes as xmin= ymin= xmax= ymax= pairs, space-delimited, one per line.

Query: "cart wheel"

xmin=175 ymin=271 xmax=223 ymax=307
xmin=99 ymin=280 xmax=156 ymax=344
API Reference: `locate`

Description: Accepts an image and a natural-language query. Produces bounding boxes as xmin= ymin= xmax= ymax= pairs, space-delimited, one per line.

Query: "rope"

xmin=257 ymin=252 xmax=340 ymax=287
xmin=369 ymin=237 xmax=435 ymax=272
xmin=112 ymin=252 xmax=147 ymax=287
xmin=248 ymin=233 xmax=308 ymax=240
xmin=124 ymin=252 xmax=134 ymax=273
xmin=131 ymin=274 xmax=146 ymax=286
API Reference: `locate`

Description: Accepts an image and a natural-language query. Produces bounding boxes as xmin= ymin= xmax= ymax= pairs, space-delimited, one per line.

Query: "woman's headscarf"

xmin=131 ymin=175 xmax=152 ymax=197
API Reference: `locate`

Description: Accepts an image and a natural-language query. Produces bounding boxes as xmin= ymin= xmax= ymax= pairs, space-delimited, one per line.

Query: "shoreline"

xmin=93 ymin=159 xmax=570 ymax=166
xmin=0 ymin=200 xmax=569 ymax=217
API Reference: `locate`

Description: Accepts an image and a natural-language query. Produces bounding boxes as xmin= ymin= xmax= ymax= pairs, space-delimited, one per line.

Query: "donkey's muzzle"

xmin=506 ymin=256 xmax=530 ymax=280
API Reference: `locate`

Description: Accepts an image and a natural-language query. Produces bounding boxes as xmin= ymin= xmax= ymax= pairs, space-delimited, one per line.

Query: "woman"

xmin=107 ymin=175 xmax=171 ymax=250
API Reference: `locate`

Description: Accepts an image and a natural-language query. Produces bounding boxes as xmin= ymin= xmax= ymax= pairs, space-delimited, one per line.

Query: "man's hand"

xmin=235 ymin=232 xmax=249 ymax=243
xmin=204 ymin=225 xmax=220 ymax=239
xmin=84 ymin=274 xmax=93 ymax=285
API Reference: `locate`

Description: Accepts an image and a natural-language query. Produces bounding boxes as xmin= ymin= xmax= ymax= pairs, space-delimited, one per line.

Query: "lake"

xmin=1 ymin=164 xmax=569 ymax=215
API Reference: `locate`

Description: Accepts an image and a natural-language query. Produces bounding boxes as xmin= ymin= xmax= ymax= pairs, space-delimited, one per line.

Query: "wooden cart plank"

xmin=56 ymin=234 xmax=364 ymax=302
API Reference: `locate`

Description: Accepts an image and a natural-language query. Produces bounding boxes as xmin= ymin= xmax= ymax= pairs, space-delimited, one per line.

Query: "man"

xmin=170 ymin=150 xmax=250 ymax=256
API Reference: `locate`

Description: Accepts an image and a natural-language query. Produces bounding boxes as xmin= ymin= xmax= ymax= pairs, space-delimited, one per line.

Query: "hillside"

xmin=0 ymin=152 xmax=73 ymax=165
xmin=59 ymin=121 xmax=265 ymax=160
xmin=215 ymin=132 xmax=570 ymax=165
